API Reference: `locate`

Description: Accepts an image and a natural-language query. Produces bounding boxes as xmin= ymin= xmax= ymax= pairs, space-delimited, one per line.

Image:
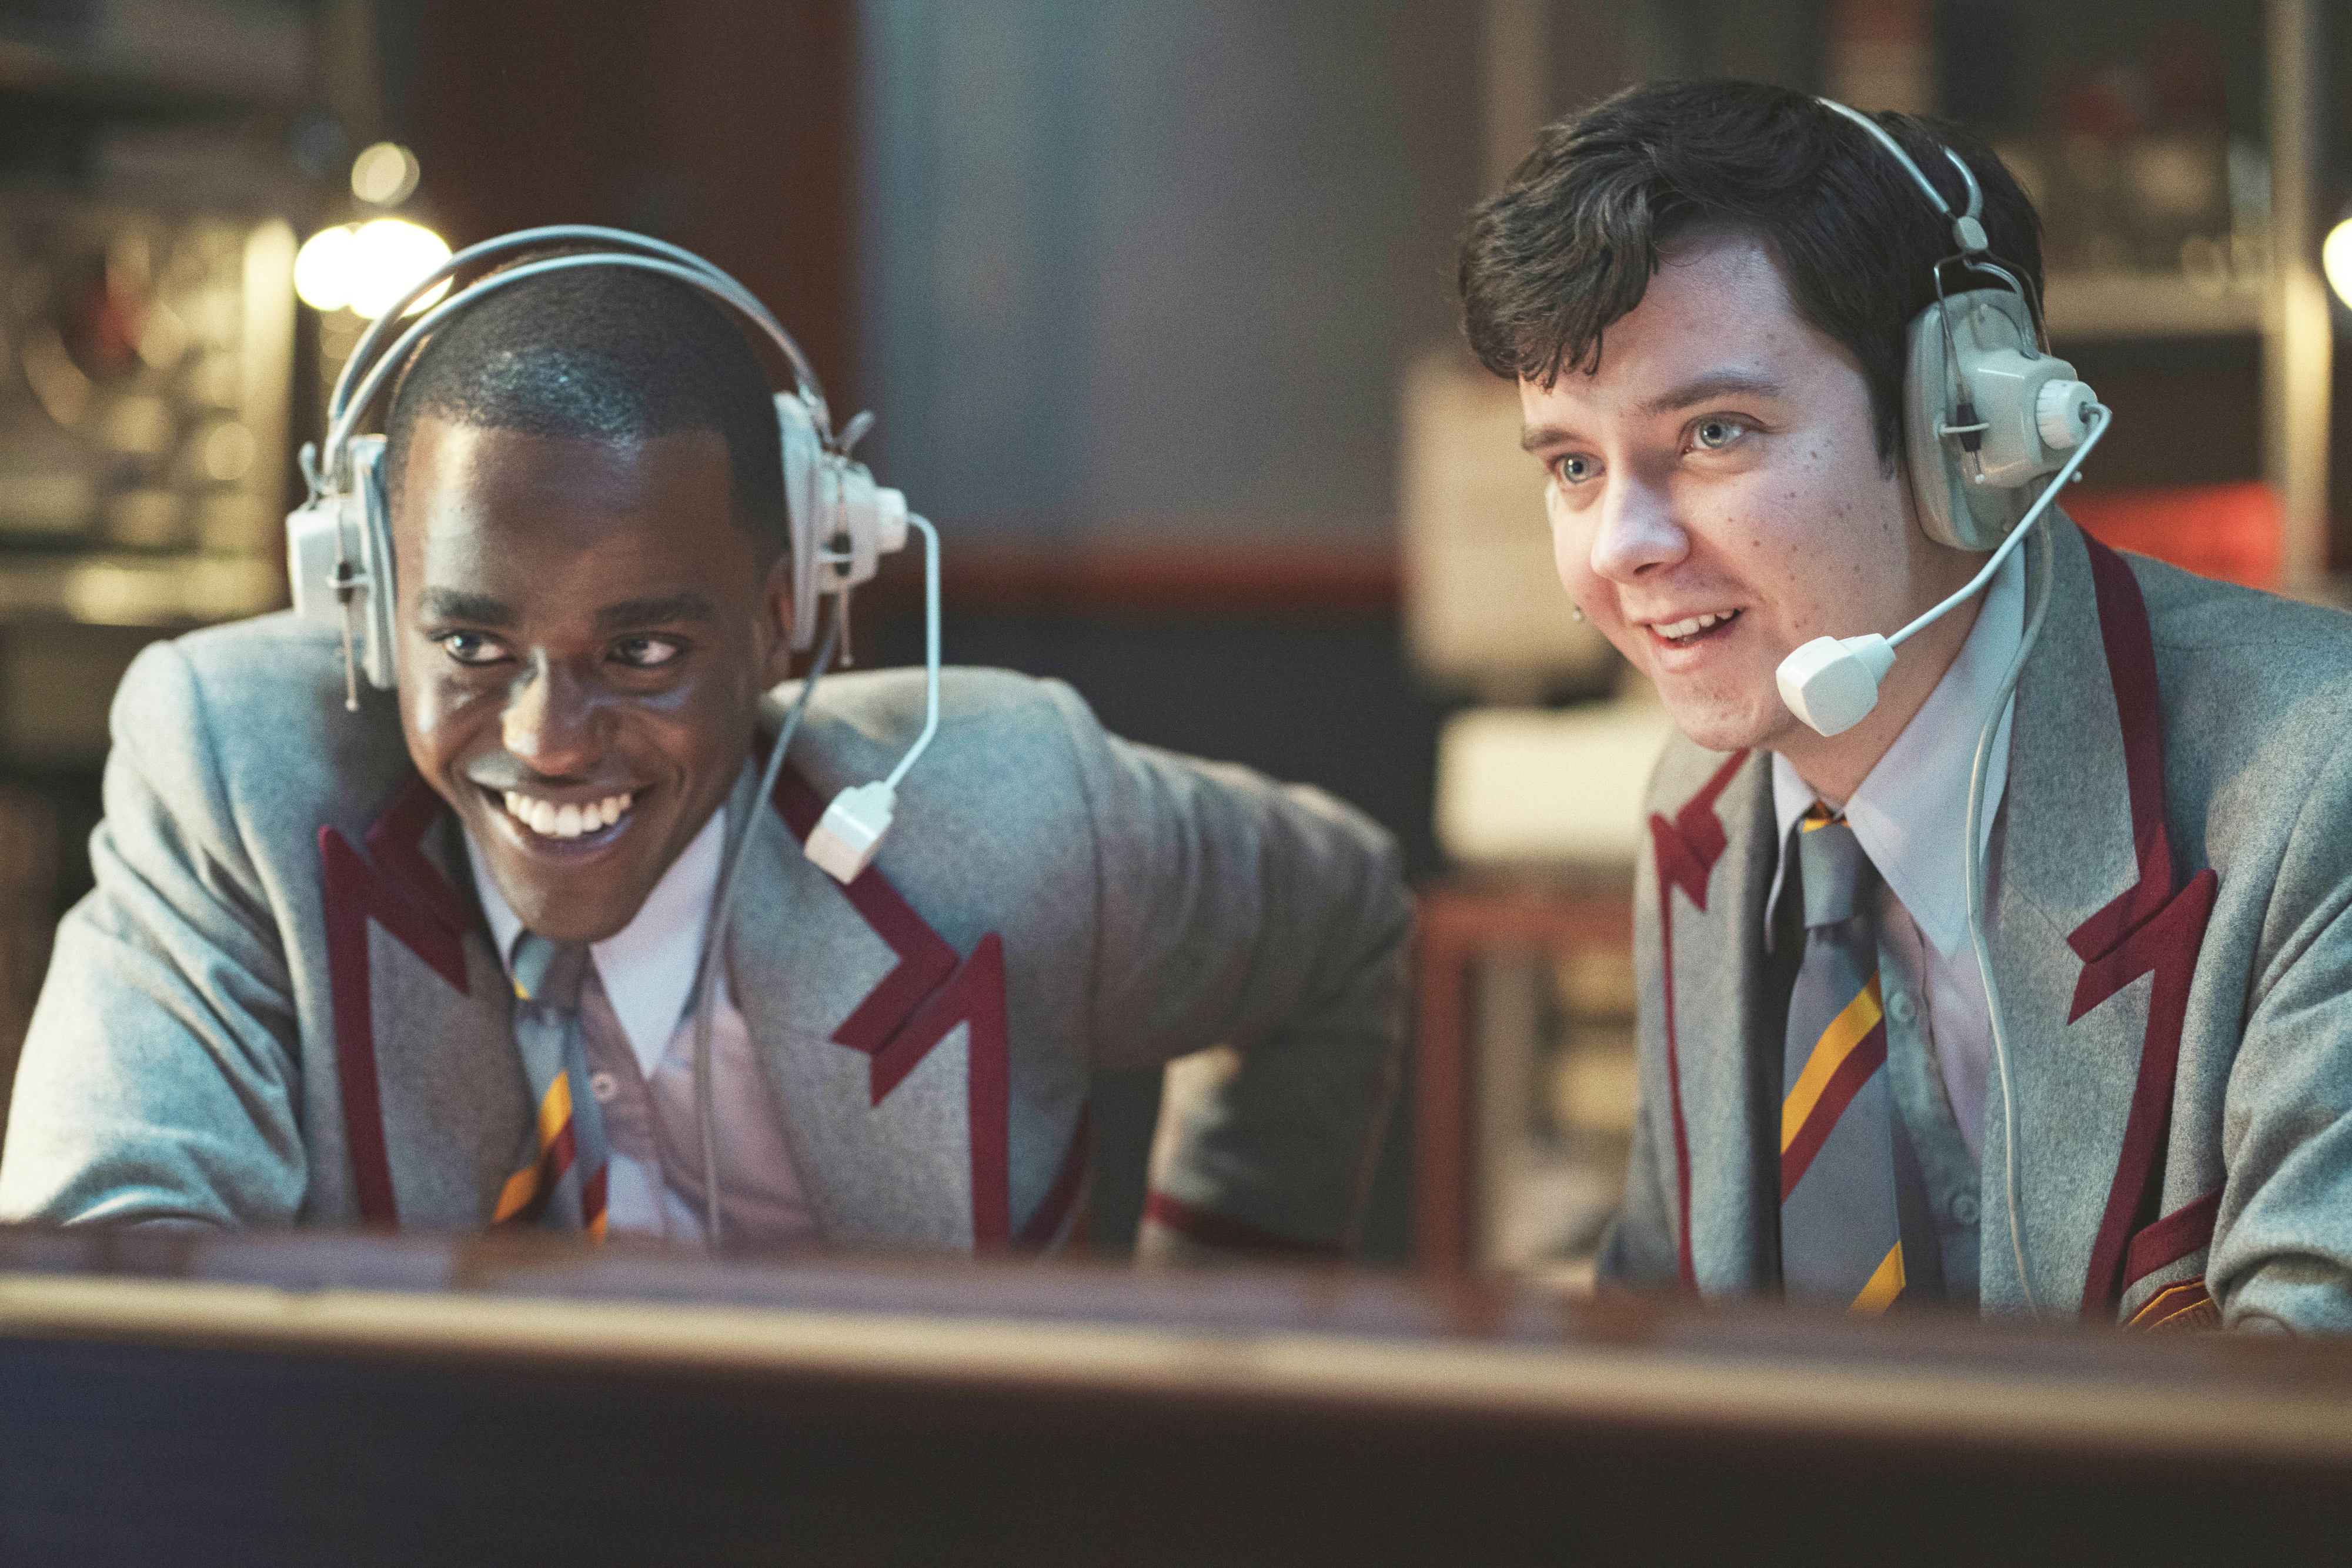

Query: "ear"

xmin=757 ymin=550 xmax=796 ymax=688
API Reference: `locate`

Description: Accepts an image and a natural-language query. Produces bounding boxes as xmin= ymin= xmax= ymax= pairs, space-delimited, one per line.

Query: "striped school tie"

xmin=1779 ymin=804 xmax=1936 ymax=1311
xmin=491 ymin=932 xmax=611 ymax=1240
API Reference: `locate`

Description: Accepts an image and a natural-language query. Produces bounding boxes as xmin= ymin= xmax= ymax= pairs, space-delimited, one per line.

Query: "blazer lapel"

xmin=729 ymin=757 xmax=1030 ymax=1253
xmin=320 ymin=774 xmax=522 ymax=1229
xmin=1984 ymin=519 xmax=2219 ymax=1320
xmin=326 ymin=750 xmax=1082 ymax=1253
xmin=1649 ymin=746 xmax=1782 ymax=1296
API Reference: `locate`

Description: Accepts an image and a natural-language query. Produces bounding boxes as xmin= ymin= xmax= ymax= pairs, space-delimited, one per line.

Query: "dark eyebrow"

xmin=1519 ymin=370 xmax=1790 ymax=453
xmin=1636 ymin=371 xmax=1786 ymax=419
xmin=417 ymin=589 xmax=515 ymax=626
xmin=594 ymin=592 xmax=716 ymax=633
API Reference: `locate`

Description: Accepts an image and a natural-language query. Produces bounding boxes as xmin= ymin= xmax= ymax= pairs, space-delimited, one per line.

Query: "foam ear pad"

xmin=776 ymin=393 xmax=826 ymax=651
xmin=352 ymin=436 xmax=399 ymax=691
xmin=1902 ymin=287 xmax=2041 ymax=551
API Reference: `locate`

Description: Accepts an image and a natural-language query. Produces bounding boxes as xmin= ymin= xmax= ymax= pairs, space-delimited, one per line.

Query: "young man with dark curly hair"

xmin=1462 ymin=79 xmax=2352 ymax=1330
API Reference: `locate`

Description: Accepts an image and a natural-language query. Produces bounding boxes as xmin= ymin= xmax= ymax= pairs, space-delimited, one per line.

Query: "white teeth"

xmin=1656 ymin=609 xmax=1739 ymax=641
xmin=502 ymin=789 xmax=635 ymax=839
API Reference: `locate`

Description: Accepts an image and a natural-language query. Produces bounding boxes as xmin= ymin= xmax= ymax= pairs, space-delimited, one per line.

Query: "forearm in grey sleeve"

xmin=1049 ymin=684 xmax=1409 ymax=1249
xmin=1596 ymin=1089 xmax=1682 ymax=1289
xmin=2209 ymin=734 xmax=2352 ymax=1332
xmin=0 ymin=643 xmax=304 ymax=1226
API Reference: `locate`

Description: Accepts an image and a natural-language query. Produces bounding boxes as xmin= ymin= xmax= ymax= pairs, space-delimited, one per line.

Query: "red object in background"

xmin=2066 ymin=482 xmax=2284 ymax=593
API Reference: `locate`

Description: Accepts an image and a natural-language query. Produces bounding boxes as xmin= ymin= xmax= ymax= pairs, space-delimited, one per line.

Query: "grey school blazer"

xmin=0 ymin=613 xmax=1409 ymax=1253
xmin=1606 ymin=518 xmax=2352 ymax=1333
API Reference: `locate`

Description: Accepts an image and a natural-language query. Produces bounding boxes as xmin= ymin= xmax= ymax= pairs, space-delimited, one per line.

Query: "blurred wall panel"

xmin=859 ymin=0 xmax=1478 ymax=549
xmin=409 ymin=0 xmax=860 ymax=406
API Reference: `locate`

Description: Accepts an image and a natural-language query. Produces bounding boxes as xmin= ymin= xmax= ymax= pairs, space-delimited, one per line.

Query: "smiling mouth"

xmin=491 ymin=787 xmax=638 ymax=842
xmin=1649 ymin=608 xmax=1742 ymax=647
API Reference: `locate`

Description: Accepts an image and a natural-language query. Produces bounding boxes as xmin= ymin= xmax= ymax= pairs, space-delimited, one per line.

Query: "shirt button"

xmin=1887 ymin=991 xmax=1916 ymax=1025
xmin=588 ymin=1071 xmax=620 ymax=1104
xmin=1952 ymin=1192 xmax=1980 ymax=1226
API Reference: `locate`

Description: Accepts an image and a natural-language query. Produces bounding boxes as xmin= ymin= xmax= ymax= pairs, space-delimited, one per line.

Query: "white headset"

xmin=284 ymin=225 xmax=938 ymax=885
xmin=1772 ymin=101 xmax=2112 ymax=739
xmin=1774 ymin=106 xmax=2103 ymax=1314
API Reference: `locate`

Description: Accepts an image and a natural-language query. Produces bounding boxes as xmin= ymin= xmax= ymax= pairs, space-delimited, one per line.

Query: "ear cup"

xmin=352 ymin=436 xmax=399 ymax=691
xmin=1903 ymin=287 xmax=2053 ymax=550
xmin=776 ymin=393 xmax=826 ymax=650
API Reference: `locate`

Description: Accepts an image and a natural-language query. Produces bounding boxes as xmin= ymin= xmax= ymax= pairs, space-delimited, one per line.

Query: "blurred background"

xmin=0 ymin=0 xmax=2333 ymax=1272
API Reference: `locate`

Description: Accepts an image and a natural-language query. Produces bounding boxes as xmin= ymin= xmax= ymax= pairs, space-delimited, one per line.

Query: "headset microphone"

xmin=1777 ymin=398 xmax=2107 ymax=735
xmin=1775 ymin=101 xmax=2110 ymax=738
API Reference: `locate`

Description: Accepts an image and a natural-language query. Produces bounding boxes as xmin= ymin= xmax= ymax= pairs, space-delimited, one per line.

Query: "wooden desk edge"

xmin=5 ymin=1269 xmax=2348 ymax=1470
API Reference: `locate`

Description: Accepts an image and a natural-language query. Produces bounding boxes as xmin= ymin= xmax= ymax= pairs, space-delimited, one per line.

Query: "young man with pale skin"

xmin=0 ymin=264 xmax=1408 ymax=1260
xmin=1462 ymin=80 xmax=2352 ymax=1330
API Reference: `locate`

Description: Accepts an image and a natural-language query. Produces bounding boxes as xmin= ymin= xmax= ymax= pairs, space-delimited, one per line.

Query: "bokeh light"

xmin=2326 ymin=218 xmax=2352 ymax=312
xmin=350 ymin=142 xmax=422 ymax=207
xmin=293 ymin=219 xmax=452 ymax=319
xmin=292 ymin=223 xmax=356 ymax=312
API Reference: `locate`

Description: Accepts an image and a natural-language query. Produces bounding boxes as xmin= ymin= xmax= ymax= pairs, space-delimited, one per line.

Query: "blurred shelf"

xmin=0 ymin=555 xmax=281 ymax=627
xmin=2043 ymin=272 xmax=2264 ymax=340
xmin=0 ymin=4 xmax=310 ymax=117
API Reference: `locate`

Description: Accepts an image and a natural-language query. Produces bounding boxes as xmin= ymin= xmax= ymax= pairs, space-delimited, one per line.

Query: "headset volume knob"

xmin=2036 ymin=379 xmax=2094 ymax=451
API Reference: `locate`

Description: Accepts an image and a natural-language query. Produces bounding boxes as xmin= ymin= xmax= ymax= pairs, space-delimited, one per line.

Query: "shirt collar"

xmin=1769 ymin=544 xmax=2024 ymax=958
xmin=466 ymin=795 xmax=730 ymax=1075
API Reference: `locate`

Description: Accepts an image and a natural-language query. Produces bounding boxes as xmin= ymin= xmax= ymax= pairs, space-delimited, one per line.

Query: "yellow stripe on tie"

xmin=535 ymin=1072 xmax=572 ymax=1152
xmin=1852 ymin=1242 xmax=1905 ymax=1313
xmin=1781 ymin=972 xmax=1883 ymax=1152
xmin=492 ymin=1164 xmax=538 ymax=1223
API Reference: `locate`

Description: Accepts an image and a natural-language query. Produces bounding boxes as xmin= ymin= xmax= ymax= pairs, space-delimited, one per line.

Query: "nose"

xmin=1587 ymin=469 xmax=1689 ymax=586
xmin=500 ymin=658 xmax=605 ymax=778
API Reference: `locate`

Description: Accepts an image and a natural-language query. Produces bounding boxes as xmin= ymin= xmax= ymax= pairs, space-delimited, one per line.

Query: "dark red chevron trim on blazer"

xmin=322 ymin=773 xmax=476 ymax=1229
xmin=2068 ymin=536 xmax=2221 ymax=1322
xmin=772 ymin=764 xmax=1024 ymax=1247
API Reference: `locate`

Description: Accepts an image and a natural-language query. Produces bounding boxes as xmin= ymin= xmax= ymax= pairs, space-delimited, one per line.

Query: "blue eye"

xmin=1693 ymin=418 xmax=1746 ymax=450
xmin=1556 ymin=454 xmax=1596 ymax=485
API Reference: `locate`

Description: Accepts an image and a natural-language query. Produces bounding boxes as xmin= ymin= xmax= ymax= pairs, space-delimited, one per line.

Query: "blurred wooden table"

xmin=1414 ymin=874 xmax=1633 ymax=1272
xmin=5 ymin=1228 xmax=2352 ymax=1565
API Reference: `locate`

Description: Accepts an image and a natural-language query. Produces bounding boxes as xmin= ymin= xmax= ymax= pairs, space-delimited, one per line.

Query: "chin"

xmin=480 ymin=840 xmax=648 ymax=947
xmin=1653 ymin=678 xmax=1785 ymax=757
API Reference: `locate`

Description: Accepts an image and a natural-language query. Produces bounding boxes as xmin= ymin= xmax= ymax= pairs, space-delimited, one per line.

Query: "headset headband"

xmin=1815 ymin=99 xmax=1989 ymax=258
xmin=315 ymin=225 xmax=834 ymax=493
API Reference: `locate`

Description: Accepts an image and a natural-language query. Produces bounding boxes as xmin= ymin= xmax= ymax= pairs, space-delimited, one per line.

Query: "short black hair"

xmin=1458 ymin=79 xmax=2043 ymax=466
xmin=382 ymin=260 xmax=786 ymax=557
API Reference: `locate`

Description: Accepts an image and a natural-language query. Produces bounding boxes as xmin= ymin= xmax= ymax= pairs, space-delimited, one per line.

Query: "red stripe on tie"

xmin=507 ymin=1117 xmax=576 ymax=1228
xmin=580 ymin=1161 xmax=609 ymax=1232
xmin=1779 ymin=1018 xmax=1887 ymax=1202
